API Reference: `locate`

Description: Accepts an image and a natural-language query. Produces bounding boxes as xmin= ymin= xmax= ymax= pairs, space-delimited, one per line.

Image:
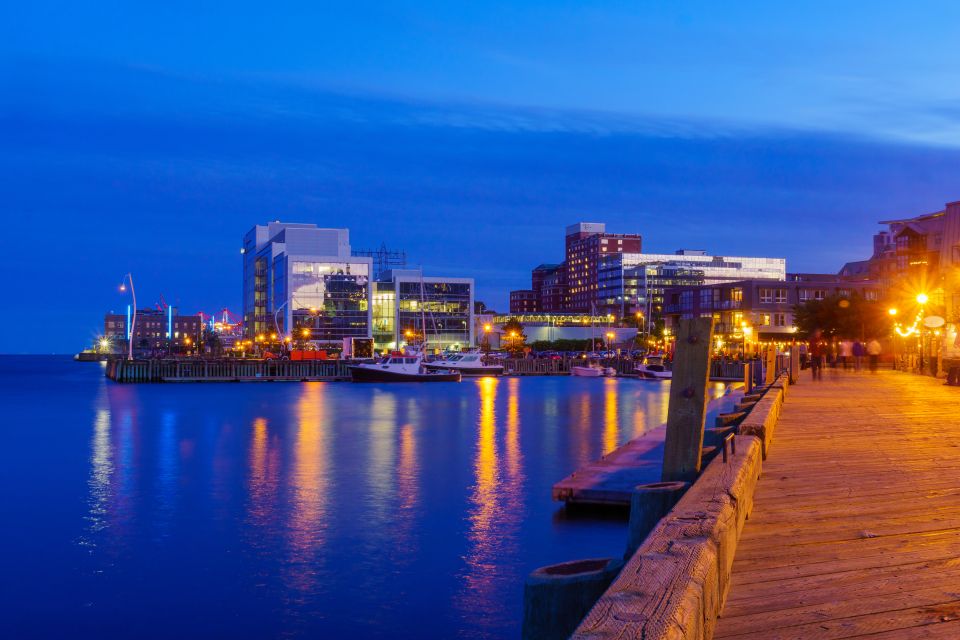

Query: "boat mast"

xmin=419 ymin=268 xmax=427 ymax=353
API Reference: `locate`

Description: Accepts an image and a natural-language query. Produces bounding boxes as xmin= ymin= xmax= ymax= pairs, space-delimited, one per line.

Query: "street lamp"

xmin=916 ymin=293 xmax=929 ymax=305
xmin=605 ymin=331 xmax=615 ymax=349
xmin=888 ymin=308 xmax=898 ymax=316
xmin=119 ymin=273 xmax=137 ymax=361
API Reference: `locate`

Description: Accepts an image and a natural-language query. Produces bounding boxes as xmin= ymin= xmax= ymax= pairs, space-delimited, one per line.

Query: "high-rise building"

xmin=565 ymin=223 xmax=642 ymax=311
xmin=241 ymin=222 xmax=372 ymax=343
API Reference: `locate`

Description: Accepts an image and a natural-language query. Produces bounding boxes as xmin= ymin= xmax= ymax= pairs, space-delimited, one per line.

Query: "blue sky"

xmin=2 ymin=1 xmax=960 ymax=352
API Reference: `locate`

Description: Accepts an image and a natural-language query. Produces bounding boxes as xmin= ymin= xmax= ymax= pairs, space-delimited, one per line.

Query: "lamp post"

xmin=273 ymin=300 xmax=290 ymax=343
xmin=119 ymin=273 xmax=137 ymax=361
xmin=888 ymin=308 xmax=898 ymax=369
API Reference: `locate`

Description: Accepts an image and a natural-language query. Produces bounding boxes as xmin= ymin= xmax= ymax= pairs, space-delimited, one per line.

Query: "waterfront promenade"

xmin=716 ymin=370 xmax=960 ymax=638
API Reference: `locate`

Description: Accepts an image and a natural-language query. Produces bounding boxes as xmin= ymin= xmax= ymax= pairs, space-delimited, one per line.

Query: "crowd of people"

xmin=806 ymin=330 xmax=883 ymax=381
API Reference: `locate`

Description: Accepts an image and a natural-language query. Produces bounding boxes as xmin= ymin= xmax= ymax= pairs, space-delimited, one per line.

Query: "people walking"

xmin=839 ymin=340 xmax=853 ymax=369
xmin=867 ymin=338 xmax=882 ymax=373
xmin=853 ymin=340 xmax=865 ymax=372
xmin=809 ymin=330 xmax=825 ymax=381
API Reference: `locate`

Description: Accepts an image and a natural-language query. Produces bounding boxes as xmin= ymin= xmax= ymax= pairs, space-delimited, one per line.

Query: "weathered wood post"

xmin=764 ymin=347 xmax=776 ymax=385
xmin=522 ymin=558 xmax=624 ymax=640
xmin=661 ymin=317 xmax=715 ymax=482
xmin=789 ymin=342 xmax=800 ymax=384
xmin=625 ymin=481 xmax=689 ymax=557
xmin=743 ymin=361 xmax=752 ymax=394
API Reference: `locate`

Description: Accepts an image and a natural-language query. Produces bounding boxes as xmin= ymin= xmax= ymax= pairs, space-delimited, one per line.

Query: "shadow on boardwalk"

xmin=716 ymin=369 xmax=960 ymax=639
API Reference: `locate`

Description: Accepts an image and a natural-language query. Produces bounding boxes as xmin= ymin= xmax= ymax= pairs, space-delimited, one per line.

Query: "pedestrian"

xmin=839 ymin=340 xmax=853 ymax=369
xmin=852 ymin=340 xmax=864 ymax=372
xmin=867 ymin=338 xmax=882 ymax=373
xmin=809 ymin=330 xmax=825 ymax=381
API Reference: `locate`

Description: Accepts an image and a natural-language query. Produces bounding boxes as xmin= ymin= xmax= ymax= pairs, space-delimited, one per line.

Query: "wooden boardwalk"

xmin=716 ymin=370 xmax=960 ymax=639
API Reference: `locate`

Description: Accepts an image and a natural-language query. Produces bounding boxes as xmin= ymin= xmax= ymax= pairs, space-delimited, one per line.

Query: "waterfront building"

xmin=598 ymin=250 xmax=787 ymax=324
xmin=490 ymin=312 xmax=637 ymax=346
xmin=372 ymin=269 xmax=474 ymax=352
xmin=565 ymin=223 xmax=643 ymax=312
xmin=532 ymin=263 xmax=566 ymax=312
xmin=509 ymin=289 xmax=538 ymax=313
xmin=104 ymin=308 xmax=202 ymax=355
xmin=663 ymin=277 xmax=883 ymax=344
xmin=241 ymin=222 xmax=372 ymax=344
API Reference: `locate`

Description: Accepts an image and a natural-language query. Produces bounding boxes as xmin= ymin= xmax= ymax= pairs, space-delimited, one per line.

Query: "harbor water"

xmin=1 ymin=356 xmax=729 ymax=639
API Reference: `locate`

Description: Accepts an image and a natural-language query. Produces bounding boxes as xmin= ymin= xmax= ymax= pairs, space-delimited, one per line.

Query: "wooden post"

xmin=522 ymin=558 xmax=624 ymax=640
xmin=743 ymin=361 xmax=752 ymax=394
xmin=764 ymin=347 xmax=776 ymax=385
xmin=625 ymin=481 xmax=689 ymax=558
xmin=662 ymin=317 xmax=714 ymax=482
xmin=789 ymin=343 xmax=800 ymax=384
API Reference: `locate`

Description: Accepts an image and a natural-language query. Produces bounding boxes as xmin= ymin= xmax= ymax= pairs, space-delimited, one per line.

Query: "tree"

xmin=793 ymin=293 xmax=890 ymax=340
xmin=501 ymin=317 xmax=527 ymax=355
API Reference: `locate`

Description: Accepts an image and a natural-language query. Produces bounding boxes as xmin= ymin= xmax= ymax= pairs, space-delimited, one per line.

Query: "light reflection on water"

xmin=3 ymin=358 xmax=737 ymax=639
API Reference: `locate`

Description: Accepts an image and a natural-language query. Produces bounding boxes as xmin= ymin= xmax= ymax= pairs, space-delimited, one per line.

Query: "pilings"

xmin=106 ymin=358 xmax=352 ymax=382
xmin=625 ymin=481 xmax=689 ymax=558
xmin=522 ymin=558 xmax=624 ymax=640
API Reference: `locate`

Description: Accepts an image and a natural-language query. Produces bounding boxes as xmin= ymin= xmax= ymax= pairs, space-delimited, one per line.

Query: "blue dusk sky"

xmin=2 ymin=1 xmax=960 ymax=353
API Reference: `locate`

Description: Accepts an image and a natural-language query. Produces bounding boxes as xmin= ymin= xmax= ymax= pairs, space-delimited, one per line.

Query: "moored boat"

xmin=635 ymin=355 xmax=672 ymax=380
xmin=423 ymin=352 xmax=504 ymax=377
xmin=349 ymin=354 xmax=461 ymax=382
xmin=571 ymin=362 xmax=606 ymax=377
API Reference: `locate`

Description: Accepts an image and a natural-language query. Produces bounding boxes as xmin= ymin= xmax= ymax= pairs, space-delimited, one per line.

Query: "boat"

xmin=349 ymin=354 xmax=461 ymax=382
xmin=635 ymin=355 xmax=672 ymax=380
xmin=571 ymin=361 xmax=607 ymax=377
xmin=422 ymin=351 xmax=504 ymax=376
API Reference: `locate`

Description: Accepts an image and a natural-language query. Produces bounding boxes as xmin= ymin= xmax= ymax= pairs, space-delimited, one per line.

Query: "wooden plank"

xmin=662 ymin=317 xmax=714 ymax=482
xmin=714 ymin=370 xmax=960 ymax=639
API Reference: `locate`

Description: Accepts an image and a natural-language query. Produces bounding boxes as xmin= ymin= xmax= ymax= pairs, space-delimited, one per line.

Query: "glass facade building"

xmin=598 ymin=251 xmax=786 ymax=321
xmin=241 ymin=222 xmax=372 ymax=345
xmin=374 ymin=270 xmax=474 ymax=352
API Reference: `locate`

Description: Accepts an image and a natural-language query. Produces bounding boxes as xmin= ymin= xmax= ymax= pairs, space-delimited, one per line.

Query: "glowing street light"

xmin=483 ymin=324 xmax=492 ymax=333
xmin=118 ymin=273 xmax=137 ymax=361
xmin=888 ymin=308 xmax=898 ymax=316
xmin=916 ymin=293 xmax=929 ymax=305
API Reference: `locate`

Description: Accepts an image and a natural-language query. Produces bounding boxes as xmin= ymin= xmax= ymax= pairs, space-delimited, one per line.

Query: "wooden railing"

xmin=106 ymin=358 xmax=352 ymax=382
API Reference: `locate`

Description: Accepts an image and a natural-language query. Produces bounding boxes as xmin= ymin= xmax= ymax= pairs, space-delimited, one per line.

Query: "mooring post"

xmin=789 ymin=343 xmax=800 ymax=384
xmin=764 ymin=347 xmax=776 ymax=385
xmin=662 ymin=317 xmax=714 ymax=482
xmin=522 ymin=558 xmax=624 ymax=640
xmin=625 ymin=481 xmax=689 ymax=558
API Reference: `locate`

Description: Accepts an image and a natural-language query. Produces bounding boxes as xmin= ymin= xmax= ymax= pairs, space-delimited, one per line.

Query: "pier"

xmin=715 ymin=370 xmax=960 ymax=639
xmin=104 ymin=356 xmax=758 ymax=383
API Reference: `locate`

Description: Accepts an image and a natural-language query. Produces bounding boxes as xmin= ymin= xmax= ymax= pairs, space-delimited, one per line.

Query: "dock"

xmin=716 ymin=370 xmax=960 ymax=639
xmin=552 ymin=390 xmax=745 ymax=506
xmin=552 ymin=426 xmax=667 ymax=505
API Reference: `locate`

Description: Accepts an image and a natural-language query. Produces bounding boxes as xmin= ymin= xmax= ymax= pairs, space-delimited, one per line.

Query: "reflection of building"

xmin=373 ymin=270 xmax=474 ymax=352
xmin=242 ymin=222 xmax=372 ymax=344
xmin=104 ymin=308 xmax=202 ymax=354
xmin=663 ymin=277 xmax=883 ymax=342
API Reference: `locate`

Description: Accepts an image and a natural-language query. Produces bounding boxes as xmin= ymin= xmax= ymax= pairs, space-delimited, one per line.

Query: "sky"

xmin=2 ymin=1 xmax=960 ymax=353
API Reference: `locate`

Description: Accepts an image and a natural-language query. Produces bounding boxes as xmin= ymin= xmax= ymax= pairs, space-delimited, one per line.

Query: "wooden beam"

xmin=662 ymin=317 xmax=715 ymax=482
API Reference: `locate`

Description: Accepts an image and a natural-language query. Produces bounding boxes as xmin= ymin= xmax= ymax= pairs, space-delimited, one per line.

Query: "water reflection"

xmin=156 ymin=411 xmax=178 ymax=538
xmin=248 ymin=417 xmax=280 ymax=529
xmin=603 ymin=378 xmax=619 ymax=454
xmin=86 ymin=394 xmax=113 ymax=538
xmin=458 ymin=376 xmax=526 ymax=637
xmin=285 ymin=383 xmax=330 ymax=595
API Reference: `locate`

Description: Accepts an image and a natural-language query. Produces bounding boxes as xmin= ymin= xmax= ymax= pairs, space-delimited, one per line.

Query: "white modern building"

xmin=242 ymin=222 xmax=373 ymax=344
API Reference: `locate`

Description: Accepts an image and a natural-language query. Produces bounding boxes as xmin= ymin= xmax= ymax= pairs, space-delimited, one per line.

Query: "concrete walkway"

xmin=715 ymin=369 xmax=960 ymax=639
